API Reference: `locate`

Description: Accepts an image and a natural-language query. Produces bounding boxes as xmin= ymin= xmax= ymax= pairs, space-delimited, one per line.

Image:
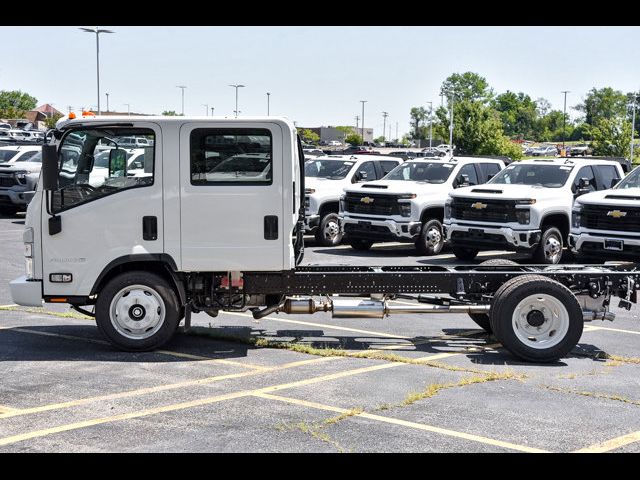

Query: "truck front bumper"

xmin=569 ymin=232 xmax=640 ymax=258
xmin=340 ymin=216 xmax=422 ymax=242
xmin=0 ymin=189 xmax=34 ymax=207
xmin=10 ymin=276 xmax=42 ymax=307
xmin=304 ymin=214 xmax=320 ymax=232
xmin=445 ymin=223 xmax=541 ymax=252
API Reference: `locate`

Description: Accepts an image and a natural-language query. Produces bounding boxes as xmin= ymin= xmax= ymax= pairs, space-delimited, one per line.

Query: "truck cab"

xmin=304 ymin=154 xmax=401 ymax=246
xmin=570 ymin=165 xmax=640 ymax=259
xmin=444 ymin=158 xmax=624 ymax=264
xmin=339 ymin=156 xmax=504 ymax=254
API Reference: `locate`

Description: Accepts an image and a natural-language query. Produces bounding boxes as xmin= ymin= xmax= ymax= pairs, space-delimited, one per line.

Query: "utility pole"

xmin=79 ymin=27 xmax=114 ymax=115
xmin=105 ymin=93 xmax=109 ymax=112
xmin=68 ymin=106 xmax=73 ymax=114
xmin=449 ymin=95 xmax=455 ymax=147
xmin=388 ymin=124 xmax=392 ymax=142
xmin=427 ymin=101 xmax=433 ymax=148
xmin=631 ymin=94 xmax=638 ymax=162
xmin=355 ymin=115 xmax=360 ymax=132
xmin=382 ymin=111 xmax=389 ymax=143
xmin=561 ymin=90 xmax=570 ymax=152
xmin=203 ymin=104 xmax=209 ymax=116
xmin=266 ymin=92 xmax=271 ymax=116
xmin=229 ymin=84 xmax=245 ymax=118
xmin=176 ymin=85 xmax=187 ymax=115
xmin=211 ymin=106 xmax=215 ymax=116
xmin=396 ymin=122 xmax=398 ymax=143
xmin=360 ymin=100 xmax=367 ymax=144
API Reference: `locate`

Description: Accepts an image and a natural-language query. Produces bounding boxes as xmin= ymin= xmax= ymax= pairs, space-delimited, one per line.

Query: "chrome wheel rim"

xmin=323 ymin=219 xmax=340 ymax=242
xmin=109 ymin=284 xmax=165 ymax=340
xmin=543 ymin=234 xmax=562 ymax=263
xmin=426 ymin=226 xmax=442 ymax=248
xmin=511 ymin=293 xmax=569 ymax=349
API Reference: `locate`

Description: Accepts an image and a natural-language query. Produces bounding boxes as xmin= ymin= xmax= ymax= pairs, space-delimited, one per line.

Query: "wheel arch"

xmin=541 ymin=212 xmax=570 ymax=241
xmin=420 ymin=206 xmax=444 ymax=224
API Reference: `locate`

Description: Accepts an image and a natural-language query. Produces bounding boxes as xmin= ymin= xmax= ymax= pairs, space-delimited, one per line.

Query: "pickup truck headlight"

xmin=516 ymin=209 xmax=530 ymax=225
xmin=399 ymin=202 xmax=412 ymax=217
xmin=572 ymin=205 xmax=582 ymax=228
xmin=444 ymin=198 xmax=452 ymax=219
xmin=339 ymin=194 xmax=346 ymax=213
xmin=515 ymin=199 xmax=536 ymax=205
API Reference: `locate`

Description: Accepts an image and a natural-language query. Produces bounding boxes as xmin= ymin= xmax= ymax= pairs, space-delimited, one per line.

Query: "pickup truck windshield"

xmin=0 ymin=150 xmax=19 ymax=162
xmin=384 ymin=162 xmax=455 ymax=183
xmin=615 ymin=166 xmax=640 ymax=189
xmin=304 ymin=159 xmax=355 ymax=179
xmin=489 ymin=164 xmax=572 ymax=188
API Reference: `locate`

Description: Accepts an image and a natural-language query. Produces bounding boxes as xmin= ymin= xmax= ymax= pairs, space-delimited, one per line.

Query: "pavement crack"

xmin=540 ymin=385 xmax=640 ymax=407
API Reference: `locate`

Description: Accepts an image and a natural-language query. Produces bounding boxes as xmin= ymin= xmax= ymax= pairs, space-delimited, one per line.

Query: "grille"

xmin=581 ymin=205 xmax=640 ymax=232
xmin=345 ymin=193 xmax=400 ymax=216
xmin=0 ymin=176 xmax=17 ymax=188
xmin=451 ymin=197 xmax=517 ymax=223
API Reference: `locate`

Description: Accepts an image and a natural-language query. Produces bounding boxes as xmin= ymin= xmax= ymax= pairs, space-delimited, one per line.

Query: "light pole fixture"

xmin=382 ymin=111 xmax=389 ymax=143
xmin=631 ymin=93 xmax=639 ymax=162
xmin=449 ymin=94 xmax=455 ymax=147
xmin=229 ymin=84 xmax=245 ymax=118
xmin=266 ymin=92 xmax=271 ymax=116
xmin=176 ymin=85 xmax=187 ymax=115
xmin=105 ymin=93 xmax=109 ymax=112
xmin=211 ymin=106 xmax=215 ymax=116
xmin=79 ymin=26 xmax=114 ymax=115
xmin=203 ymin=104 xmax=209 ymax=116
xmin=123 ymin=103 xmax=130 ymax=116
xmin=360 ymin=100 xmax=367 ymax=144
xmin=427 ymin=101 xmax=433 ymax=148
xmin=561 ymin=90 xmax=570 ymax=151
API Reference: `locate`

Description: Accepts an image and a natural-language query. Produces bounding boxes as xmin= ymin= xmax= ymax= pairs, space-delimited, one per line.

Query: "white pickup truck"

xmin=570 ymin=165 xmax=640 ymax=259
xmin=304 ymin=154 xmax=401 ymax=246
xmin=340 ymin=157 xmax=505 ymax=254
xmin=444 ymin=158 xmax=625 ymax=264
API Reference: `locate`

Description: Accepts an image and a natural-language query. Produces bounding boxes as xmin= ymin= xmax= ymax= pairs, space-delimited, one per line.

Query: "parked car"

xmin=302 ymin=148 xmax=325 ymax=157
xmin=530 ymin=145 xmax=558 ymax=157
xmin=0 ymin=147 xmax=42 ymax=214
xmin=328 ymin=140 xmax=342 ymax=147
xmin=568 ymin=144 xmax=591 ymax=156
xmin=304 ymin=155 xmax=402 ymax=246
xmin=435 ymin=144 xmax=455 ymax=154
xmin=0 ymin=123 xmax=11 ymax=131
xmin=0 ymin=145 xmax=42 ymax=165
xmin=444 ymin=158 xmax=624 ymax=264
xmin=340 ymin=156 xmax=505 ymax=254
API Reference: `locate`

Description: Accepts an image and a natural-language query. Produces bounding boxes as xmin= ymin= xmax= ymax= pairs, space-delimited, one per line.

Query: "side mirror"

xmin=456 ymin=173 xmax=470 ymax=188
xmin=579 ymin=177 xmax=591 ymax=188
xmin=354 ymin=171 xmax=368 ymax=183
xmin=109 ymin=148 xmax=128 ymax=177
xmin=487 ymin=174 xmax=495 ymax=181
xmin=41 ymin=144 xmax=59 ymax=191
xmin=610 ymin=178 xmax=619 ymax=188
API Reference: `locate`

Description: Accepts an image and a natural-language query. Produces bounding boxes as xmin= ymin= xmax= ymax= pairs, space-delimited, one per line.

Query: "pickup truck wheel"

xmin=533 ymin=226 xmax=563 ymax=264
xmin=415 ymin=219 xmax=444 ymax=256
xmin=0 ymin=206 xmax=17 ymax=216
xmin=452 ymin=246 xmax=479 ymax=261
xmin=95 ymin=271 xmax=180 ymax=351
xmin=489 ymin=275 xmax=583 ymax=362
xmin=468 ymin=259 xmax=519 ymax=333
xmin=349 ymin=239 xmax=373 ymax=251
xmin=315 ymin=213 xmax=343 ymax=247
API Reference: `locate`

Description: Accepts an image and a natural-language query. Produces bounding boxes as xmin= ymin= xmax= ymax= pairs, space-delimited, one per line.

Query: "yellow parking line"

xmin=0 ymin=406 xmax=17 ymax=414
xmin=0 ymin=356 xmax=340 ymax=419
xmin=574 ymin=430 xmax=640 ymax=453
xmin=0 ymin=304 xmax=17 ymax=308
xmin=583 ymin=325 xmax=640 ymax=336
xmin=254 ymin=392 xmax=548 ymax=453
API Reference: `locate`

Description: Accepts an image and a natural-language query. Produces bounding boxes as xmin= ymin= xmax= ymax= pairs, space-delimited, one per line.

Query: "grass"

xmin=0 ymin=305 xmax=92 ymax=320
xmin=541 ymin=385 xmax=640 ymax=407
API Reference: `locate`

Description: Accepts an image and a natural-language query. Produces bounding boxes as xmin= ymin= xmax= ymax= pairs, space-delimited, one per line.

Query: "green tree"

xmin=162 ymin=110 xmax=179 ymax=116
xmin=409 ymin=107 xmax=427 ymax=139
xmin=536 ymin=98 xmax=551 ymax=117
xmin=588 ymin=117 xmax=633 ymax=158
xmin=0 ymin=90 xmax=37 ymax=117
xmin=374 ymin=136 xmax=385 ymax=144
xmin=575 ymin=87 xmax=628 ymax=127
xmin=492 ymin=91 xmax=538 ymax=139
xmin=440 ymin=72 xmax=493 ymax=104
xmin=300 ymin=129 xmax=320 ymax=144
xmin=345 ymin=134 xmax=363 ymax=145
xmin=535 ymin=110 xmax=573 ymax=142
xmin=335 ymin=125 xmax=355 ymax=142
xmin=44 ymin=114 xmax=63 ymax=129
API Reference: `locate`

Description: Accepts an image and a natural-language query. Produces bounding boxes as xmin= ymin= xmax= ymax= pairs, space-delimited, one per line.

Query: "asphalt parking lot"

xmin=0 ymin=213 xmax=639 ymax=452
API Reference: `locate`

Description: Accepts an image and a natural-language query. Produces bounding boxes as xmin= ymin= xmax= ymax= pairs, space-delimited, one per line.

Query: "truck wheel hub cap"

xmin=426 ymin=227 xmax=442 ymax=246
xmin=324 ymin=220 xmax=339 ymax=239
xmin=544 ymin=236 xmax=562 ymax=261
xmin=512 ymin=293 xmax=569 ymax=349
xmin=109 ymin=285 xmax=165 ymax=340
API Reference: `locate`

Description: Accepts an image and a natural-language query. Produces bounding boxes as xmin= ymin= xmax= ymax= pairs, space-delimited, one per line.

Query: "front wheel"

xmin=489 ymin=275 xmax=583 ymax=362
xmin=415 ymin=219 xmax=444 ymax=256
xmin=315 ymin=213 xmax=343 ymax=247
xmin=533 ymin=226 xmax=563 ymax=264
xmin=95 ymin=271 xmax=180 ymax=351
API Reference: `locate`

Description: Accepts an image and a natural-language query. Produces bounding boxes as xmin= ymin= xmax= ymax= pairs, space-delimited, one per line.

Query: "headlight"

xmin=444 ymin=198 xmax=452 ymax=219
xmin=515 ymin=209 xmax=530 ymax=225
xmin=305 ymin=188 xmax=316 ymax=194
xmin=399 ymin=202 xmax=412 ymax=217
xmin=515 ymin=199 xmax=536 ymax=205
xmin=572 ymin=205 xmax=582 ymax=228
xmin=397 ymin=193 xmax=417 ymax=199
xmin=339 ymin=194 xmax=346 ymax=213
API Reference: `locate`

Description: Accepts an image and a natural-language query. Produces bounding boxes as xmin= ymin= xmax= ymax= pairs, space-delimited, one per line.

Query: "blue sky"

xmin=2 ymin=26 xmax=640 ymax=138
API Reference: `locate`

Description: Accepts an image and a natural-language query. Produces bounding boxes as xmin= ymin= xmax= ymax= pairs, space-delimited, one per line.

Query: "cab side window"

xmin=595 ymin=165 xmax=621 ymax=189
xmin=572 ymin=166 xmax=596 ymax=193
xmin=352 ymin=161 xmax=376 ymax=183
xmin=456 ymin=164 xmax=479 ymax=186
xmin=379 ymin=160 xmax=400 ymax=178
xmin=479 ymin=162 xmax=501 ymax=182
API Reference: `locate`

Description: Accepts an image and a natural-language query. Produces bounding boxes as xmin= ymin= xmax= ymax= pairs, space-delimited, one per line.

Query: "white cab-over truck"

xmin=444 ymin=158 xmax=624 ymax=264
xmin=340 ymin=157 xmax=504 ymax=254
xmin=9 ymin=115 xmax=640 ymax=363
xmin=570 ymin=165 xmax=640 ymax=259
xmin=304 ymin=155 xmax=401 ymax=246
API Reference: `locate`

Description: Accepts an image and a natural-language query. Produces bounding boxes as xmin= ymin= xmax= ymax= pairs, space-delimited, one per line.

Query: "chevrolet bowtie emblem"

xmin=360 ymin=197 xmax=374 ymax=204
xmin=607 ymin=210 xmax=627 ymax=218
xmin=471 ymin=202 xmax=487 ymax=210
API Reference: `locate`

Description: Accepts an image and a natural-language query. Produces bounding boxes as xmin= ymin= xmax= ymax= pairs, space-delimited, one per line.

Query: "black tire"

xmin=415 ymin=219 xmax=445 ymax=256
xmin=349 ymin=239 xmax=373 ymax=251
xmin=95 ymin=271 xmax=181 ymax=351
xmin=452 ymin=246 xmax=479 ymax=261
xmin=468 ymin=259 xmax=520 ymax=332
xmin=489 ymin=275 xmax=583 ymax=362
xmin=315 ymin=213 xmax=343 ymax=247
xmin=0 ymin=206 xmax=18 ymax=216
xmin=533 ymin=226 xmax=563 ymax=264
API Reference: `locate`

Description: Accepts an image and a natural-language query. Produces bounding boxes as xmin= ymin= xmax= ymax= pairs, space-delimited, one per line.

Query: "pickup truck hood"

xmin=577 ymin=187 xmax=640 ymax=207
xmin=344 ymin=180 xmax=450 ymax=196
xmin=451 ymin=184 xmax=565 ymax=202
xmin=306 ymin=177 xmax=350 ymax=196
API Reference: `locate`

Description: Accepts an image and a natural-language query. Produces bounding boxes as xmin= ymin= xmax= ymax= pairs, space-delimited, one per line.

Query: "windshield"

xmin=0 ymin=150 xmax=19 ymax=162
xmin=615 ymin=166 xmax=640 ymax=189
xmin=384 ymin=162 xmax=455 ymax=183
xmin=304 ymin=159 xmax=355 ymax=179
xmin=489 ymin=163 xmax=572 ymax=188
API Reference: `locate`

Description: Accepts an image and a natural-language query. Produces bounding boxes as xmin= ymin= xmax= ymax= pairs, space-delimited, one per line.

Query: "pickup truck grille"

xmin=451 ymin=197 xmax=518 ymax=223
xmin=345 ymin=193 xmax=400 ymax=216
xmin=581 ymin=205 xmax=640 ymax=232
xmin=0 ymin=175 xmax=18 ymax=188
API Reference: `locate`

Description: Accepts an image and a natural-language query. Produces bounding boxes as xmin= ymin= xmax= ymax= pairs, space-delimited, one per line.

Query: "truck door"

xmin=42 ymin=123 xmax=164 ymax=297
xmin=179 ymin=122 xmax=284 ymax=271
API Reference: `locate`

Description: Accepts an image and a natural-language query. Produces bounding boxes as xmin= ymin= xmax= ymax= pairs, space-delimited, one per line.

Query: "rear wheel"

xmin=452 ymin=246 xmax=479 ymax=261
xmin=468 ymin=259 xmax=519 ymax=333
xmin=315 ymin=213 xmax=343 ymax=247
xmin=415 ymin=219 xmax=444 ymax=256
xmin=489 ymin=275 xmax=583 ymax=362
xmin=533 ymin=226 xmax=563 ymax=264
xmin=95 ymin=271 xmax=180 ymax=351
xmin=349 ymin=239 xmax=373 ymax=251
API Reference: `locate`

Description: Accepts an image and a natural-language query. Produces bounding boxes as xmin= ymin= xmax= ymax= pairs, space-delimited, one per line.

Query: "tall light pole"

xmin=360 ymin=100 xmax=367 ymax=144
xmin=79 ymin=27 xmax=114 ymax=115
xmin=631 ymin=94 xmax=639 ymax=162
xmin=203 ymin=104 xmax=209 ymax=116
xmin=229 ymin=84 xmax=245 ymax=118
xmin=382 ymin=111 xmax=389 ymax=142
xmin=123 ymin=103 xmax=130 ymax=116
xmin=211 ymin=106 xmax=215 ymax=116
xmin=105 ymin=93 xmax=109 ymax=112
xmin=561 ymin=90 xmax=570 ymax=151
xmin=427 ymin=101 xmax=433 ymax=148
xmin=448 ymin=94 xmax=455 ymax=147
xmin=176 ymin=85 xmax=187 ymax=115
xmin=396 ymin=122 xmax=398 ymax=143
xmin=266 ymin=92 xmax=271 ymax=116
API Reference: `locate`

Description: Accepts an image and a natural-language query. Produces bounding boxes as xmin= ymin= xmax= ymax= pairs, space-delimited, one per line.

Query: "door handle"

xmin=264 ymin=215 xmax=278 ymax=240
xmin=143 ymin=216 xmax=157 ymax=241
